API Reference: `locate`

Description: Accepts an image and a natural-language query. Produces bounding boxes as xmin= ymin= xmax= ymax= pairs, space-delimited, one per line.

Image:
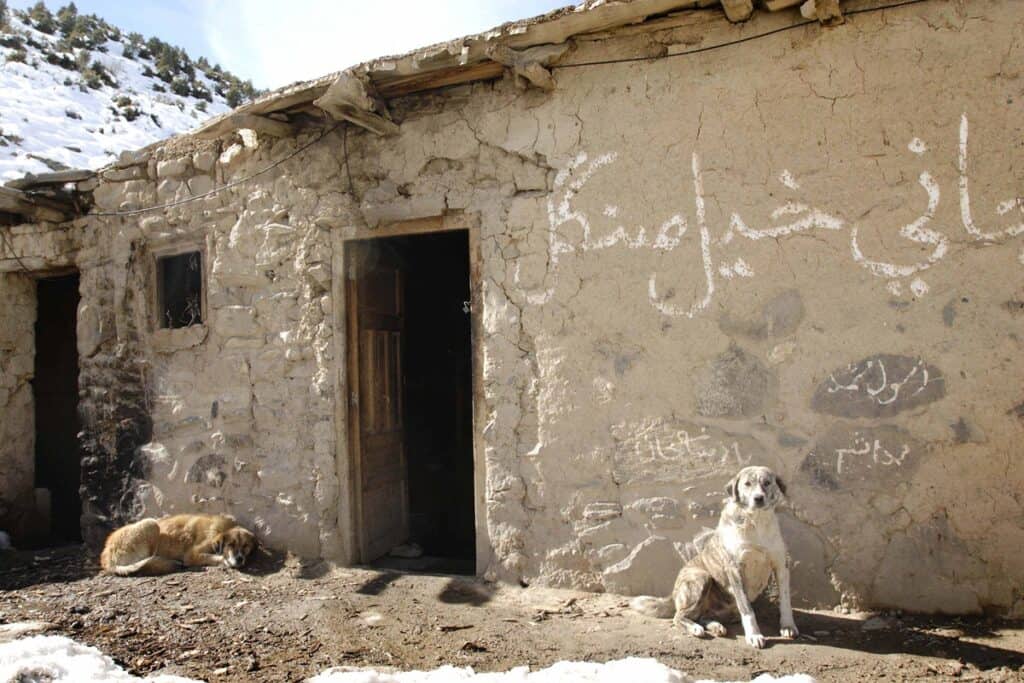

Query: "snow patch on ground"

xmin=0 ymin=635 xmax=199 ymax=682
xmin=311 ymin=660 xmax=816 ymax=683
xmin=0 ymin=634 xmax=817 ymax=683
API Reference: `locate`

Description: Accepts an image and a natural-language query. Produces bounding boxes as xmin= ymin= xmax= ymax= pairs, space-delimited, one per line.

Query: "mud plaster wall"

xmin=346 ymin=0 xmax=1024 ymax=614
xmin=2 ymin=0 xmax=1022 ymax=614
xmin=0 ymin=272 xmax=37 ymax=537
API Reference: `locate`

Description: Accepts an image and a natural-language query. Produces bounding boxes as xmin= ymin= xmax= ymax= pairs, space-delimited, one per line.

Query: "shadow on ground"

xmin=763 ymin=607 xmax=1024 ymax=671
xmin=0 ymin=544 xmax=95 ymax=591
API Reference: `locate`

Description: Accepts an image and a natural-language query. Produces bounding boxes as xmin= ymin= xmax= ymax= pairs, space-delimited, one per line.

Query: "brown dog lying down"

xmin=100 ymin=514 xmax=257 ymax=576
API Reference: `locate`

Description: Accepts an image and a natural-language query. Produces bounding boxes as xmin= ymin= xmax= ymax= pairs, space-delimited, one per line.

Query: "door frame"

xmin=333 ymin=212 xmax=488 ymax=570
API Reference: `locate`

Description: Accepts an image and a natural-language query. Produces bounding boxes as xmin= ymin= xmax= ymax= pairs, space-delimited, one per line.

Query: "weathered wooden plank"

xmin=193 ymin=112 xmax=297 ymax=141
xmin=6 ymin=169 xmax=96 ymax=191
xmin=0 ymin=187 xmax=73 ymax=223
xmin=373 ymin=61 xmax=506 ymax=99
xmin=504 ymin=0 xmax=701 ymax=48
xmin=764 ymin=0 xmax=803 ymax=10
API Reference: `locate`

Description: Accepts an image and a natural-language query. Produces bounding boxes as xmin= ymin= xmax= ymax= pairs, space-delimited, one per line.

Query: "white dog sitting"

xmin=631 ymin=466 xmax=798 ymax=648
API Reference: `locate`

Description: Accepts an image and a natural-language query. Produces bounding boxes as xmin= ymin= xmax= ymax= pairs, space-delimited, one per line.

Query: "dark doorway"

xmin=347 ymin=230 xmax=475 ymax=574
xmin=33 ymin=273 xmax=82 ymax=543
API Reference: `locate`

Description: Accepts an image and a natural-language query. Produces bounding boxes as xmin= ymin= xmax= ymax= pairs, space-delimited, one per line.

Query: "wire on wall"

xmin=90 ymin=123 xmax=342 ymax=218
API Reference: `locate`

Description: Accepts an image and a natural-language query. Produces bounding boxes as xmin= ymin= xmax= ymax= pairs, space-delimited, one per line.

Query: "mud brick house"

xmin=1 ymin=0 xmax=1022 ymax=614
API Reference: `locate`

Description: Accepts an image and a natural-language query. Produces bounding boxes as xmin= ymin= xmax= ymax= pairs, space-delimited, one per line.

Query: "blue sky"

xmin=10 ymin=1 xmax=573 ymax=89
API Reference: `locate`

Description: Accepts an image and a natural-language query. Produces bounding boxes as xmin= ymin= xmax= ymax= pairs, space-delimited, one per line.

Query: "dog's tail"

xmin=105 ymin=556 xmax=180 ymax=576
xmin=629 ymin=595 xmax=676 ymax=619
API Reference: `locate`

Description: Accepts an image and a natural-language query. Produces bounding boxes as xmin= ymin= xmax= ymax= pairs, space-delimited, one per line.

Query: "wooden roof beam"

xmin=0 ymin=186 xmax=76 ymax=223
xmin=313 ymin=73 xmax=400 ymax=136
xmin=194 ymin=112 xmax=297 ymax=141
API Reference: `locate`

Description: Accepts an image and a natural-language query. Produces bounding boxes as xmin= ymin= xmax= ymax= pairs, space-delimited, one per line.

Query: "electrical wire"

xmin=90 ymin=123 xmax=341 ymax=217
xmin=0 ymin=225 xmax=32 ymax=273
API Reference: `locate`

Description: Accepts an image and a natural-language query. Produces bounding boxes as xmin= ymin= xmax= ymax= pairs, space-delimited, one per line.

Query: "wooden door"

xmin=348 ymin=242 xmax=409 ymax=562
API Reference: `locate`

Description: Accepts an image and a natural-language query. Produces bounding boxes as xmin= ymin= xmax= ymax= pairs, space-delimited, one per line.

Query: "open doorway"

xmin=347 ymin=230 xmax=475 ymax=574
xmin=33 ymin=273 xmax=82 ymax=544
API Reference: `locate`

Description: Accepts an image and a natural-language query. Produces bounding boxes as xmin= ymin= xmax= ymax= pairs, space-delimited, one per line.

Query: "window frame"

xmin=151 ymin=243 xmax=207 ymax=332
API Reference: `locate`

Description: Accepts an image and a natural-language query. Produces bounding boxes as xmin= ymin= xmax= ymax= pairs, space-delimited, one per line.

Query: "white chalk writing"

xmin=835 ymin=434 xmax=910 ymax=474
xmin=825 ymin=356 xmax=935 ymax=407
xmin=529 ymin=114 xmax=1022 ymax=317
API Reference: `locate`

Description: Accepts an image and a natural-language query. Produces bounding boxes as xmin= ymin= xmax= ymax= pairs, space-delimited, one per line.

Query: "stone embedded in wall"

xmin=950 ymin=417 xmax=986 ymax=444
xmin=800 ymin=424 xmax=923 ymax=492
xmin=601 ymin=535 xmax=683 ymax=596
xmin=185 ymin=453 xmax=228 ymax=488
xmin=695 ymin=345 xmax=771 ymax=419
xmin=156 ymin=157 xmax=191 ymax=179
xmin=811 ymin=354 xmax=945 ymax=418
xmin=719 ymin=289 xmax=805 ymax=340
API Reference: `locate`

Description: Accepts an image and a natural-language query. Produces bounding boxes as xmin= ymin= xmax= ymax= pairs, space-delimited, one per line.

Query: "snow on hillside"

xmin=0 ymin=6 xmax=253 ymax=181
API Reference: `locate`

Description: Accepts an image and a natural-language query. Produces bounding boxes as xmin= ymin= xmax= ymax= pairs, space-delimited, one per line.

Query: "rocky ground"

xmin=1 ymin=545 xmax=1023 ymax=682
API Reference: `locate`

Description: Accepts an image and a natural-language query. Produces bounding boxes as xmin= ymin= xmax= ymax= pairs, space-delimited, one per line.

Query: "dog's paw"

xmin=780 ymin=624 xmax=799 ymax=639
xmin=745 ymin=633 xmax=766 ymax=649
xmin=705 ymin=621 xmax=727 ymax=637
xmin=686 ymin=622 xmax=706 ymax=637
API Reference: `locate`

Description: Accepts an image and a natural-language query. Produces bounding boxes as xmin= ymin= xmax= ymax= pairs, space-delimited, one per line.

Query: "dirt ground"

xmin=1 ymin=546 xmax=1023 ymax=682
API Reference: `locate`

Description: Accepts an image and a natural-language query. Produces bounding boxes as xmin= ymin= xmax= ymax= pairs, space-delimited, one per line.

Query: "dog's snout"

xmin=752 ymin=493 xmax=766 ymax=506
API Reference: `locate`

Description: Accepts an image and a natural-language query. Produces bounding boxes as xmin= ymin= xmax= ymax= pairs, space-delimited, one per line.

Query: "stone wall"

xmin=82 ymin=134 xmax=354 ymax=557
xmin=1 ymin=0 xmax=1021 ymax=615
xmin=0 ymin=272 xmax=36 ymax=537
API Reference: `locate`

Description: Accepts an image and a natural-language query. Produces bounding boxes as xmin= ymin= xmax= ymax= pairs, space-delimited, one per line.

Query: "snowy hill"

xmin=0 ymin=2 xmax=258 ymax=182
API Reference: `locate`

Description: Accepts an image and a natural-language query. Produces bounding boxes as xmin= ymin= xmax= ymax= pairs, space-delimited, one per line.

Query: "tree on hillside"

xmin=224 ymin=78 xmax=257 ymax=108
xmin=0 ymin=1 xmax=10 ymax=31
xmin=125 ymin=31 xmax=145 ymax=58
xmin=56 ymin=2 xmax=78 ymax=35
xmin=28 ymin=1 xmax=56 ymax=34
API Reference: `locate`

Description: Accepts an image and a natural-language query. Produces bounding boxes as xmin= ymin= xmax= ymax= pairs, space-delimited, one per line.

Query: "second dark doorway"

xmin=33 ymin=273 xmax=83 ymax=544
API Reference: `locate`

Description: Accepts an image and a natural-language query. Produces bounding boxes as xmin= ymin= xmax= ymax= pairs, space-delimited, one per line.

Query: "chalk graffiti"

xmin=610 ymin=417 xmax=754 ymax=484
xmin=835 ymin=435 xmax=910 ymax=475
xmin=811 ymin=354 xmax=945 ymax=418
xmin=531 ymin=114 xmax=1024 ymax=317
xmin=959 ymin=114 xmax=1024 ymax=243
xmin=801 ymin=423 xmax=923 ymax=490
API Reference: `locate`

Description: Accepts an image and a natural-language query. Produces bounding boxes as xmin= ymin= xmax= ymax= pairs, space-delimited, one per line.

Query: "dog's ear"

xmin=775 ymin=475 xmax=788 ymax=497
xmin=725 ymin=474 xmax=740 ymax=502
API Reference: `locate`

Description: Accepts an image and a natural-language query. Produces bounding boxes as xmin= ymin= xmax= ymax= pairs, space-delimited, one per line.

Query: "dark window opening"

xmin=33 ymin=273 xmax=82 ymax=545
xmin=157 ymin=251 xmax=203 ymax=329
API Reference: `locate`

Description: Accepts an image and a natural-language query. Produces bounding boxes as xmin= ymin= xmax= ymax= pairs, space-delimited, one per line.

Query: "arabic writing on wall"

xmin=524 ymin=114 xmax=1023 ymax=317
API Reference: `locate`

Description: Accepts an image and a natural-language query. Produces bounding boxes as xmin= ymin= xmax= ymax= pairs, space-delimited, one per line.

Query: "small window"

xmin=157 ymin=251 xmax=203 ymax=329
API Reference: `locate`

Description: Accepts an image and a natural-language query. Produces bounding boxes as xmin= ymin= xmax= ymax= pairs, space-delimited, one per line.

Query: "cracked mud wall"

xmin=347 ymin=0 xmax=1024 ymax=613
